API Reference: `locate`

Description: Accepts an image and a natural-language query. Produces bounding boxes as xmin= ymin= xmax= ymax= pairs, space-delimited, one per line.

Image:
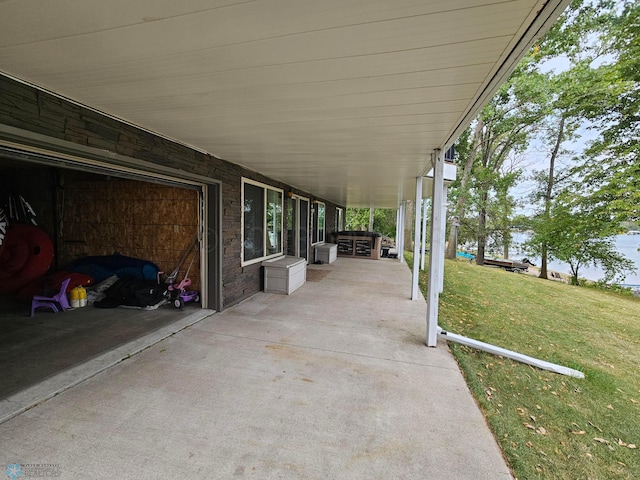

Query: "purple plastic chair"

xmin=30 ymin=277 xmax=71 ymax=316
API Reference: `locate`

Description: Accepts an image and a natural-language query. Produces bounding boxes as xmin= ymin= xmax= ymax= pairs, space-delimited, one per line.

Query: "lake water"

xmin=511 ymin=233 xmax=640 ymax=285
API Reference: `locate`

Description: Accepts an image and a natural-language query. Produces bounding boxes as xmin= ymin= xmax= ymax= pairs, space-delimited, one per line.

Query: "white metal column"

xmin=398 ymin=201 xmax=405 ymax=263
xmin=440 ymin=184 xmax=448 ymax=293
xmin=411 ymin=177 xmax=423 ymax=300
xmin=420 ymin=198 xmax=428 ymax=270
xmin=426 ymin=149 xmax=445 ymax=347
xmin=395 ymin=208 xmax=400 ymax=250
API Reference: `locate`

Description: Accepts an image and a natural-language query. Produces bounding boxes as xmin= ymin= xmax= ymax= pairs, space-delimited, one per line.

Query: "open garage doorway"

xmin=0 ymin=145 xmax=221 ymax=417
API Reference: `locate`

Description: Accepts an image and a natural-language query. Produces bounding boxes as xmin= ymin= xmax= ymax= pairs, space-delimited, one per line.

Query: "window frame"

xmin=311 ymin=200 xmax=326 ymax=245
xmin=241 ymin=178 xmax=284 ymax=266
xmin=336 ymin=207 xmax=344 ymax=232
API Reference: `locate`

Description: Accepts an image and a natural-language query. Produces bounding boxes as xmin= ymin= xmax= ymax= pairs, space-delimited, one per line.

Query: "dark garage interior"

xmin=0 ymin=158 xmax=205 ymax=399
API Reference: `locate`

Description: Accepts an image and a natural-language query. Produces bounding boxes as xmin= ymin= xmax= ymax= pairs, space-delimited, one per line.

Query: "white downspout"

xmin=426 ymin=149 xmax=445 ymax=347
xmin=437 ymin=327 xmax=584 ymax=378
xmin=411 ymin=177 xmax=423 ymax=300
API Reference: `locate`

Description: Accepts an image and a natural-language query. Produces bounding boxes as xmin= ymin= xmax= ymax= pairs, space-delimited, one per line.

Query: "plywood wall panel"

xmin=58 ymin=173 xmax=200 ymax=291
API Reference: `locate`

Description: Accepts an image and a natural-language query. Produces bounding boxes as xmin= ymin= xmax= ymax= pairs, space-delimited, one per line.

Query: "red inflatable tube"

xmin=0 ymin=224 xmax=54 ymax=293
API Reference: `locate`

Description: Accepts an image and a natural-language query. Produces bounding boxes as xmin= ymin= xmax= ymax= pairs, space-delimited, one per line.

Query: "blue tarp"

xmin=64 ymin=254 xmax=160 ymax=283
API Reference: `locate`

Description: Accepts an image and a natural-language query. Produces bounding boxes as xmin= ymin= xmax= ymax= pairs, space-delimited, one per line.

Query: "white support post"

xmin=440 ymin=184 xmax=448 ymax=293
xmin=395 ymin=208 xmax=400 ymax=247
xmin=426 ymin=149 xmax=445 ymax=347
xmin=420 ymin=198 xmax=428 ymax=270
xmin=398 ymin=202 xmax=405 ymax=263
xmin=411 ymin=177 xmax=423 ymax=300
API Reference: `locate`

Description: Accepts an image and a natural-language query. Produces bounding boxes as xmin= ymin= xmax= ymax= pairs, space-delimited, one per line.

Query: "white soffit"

xmin=0 ymin=0 xmax=568 ymax=207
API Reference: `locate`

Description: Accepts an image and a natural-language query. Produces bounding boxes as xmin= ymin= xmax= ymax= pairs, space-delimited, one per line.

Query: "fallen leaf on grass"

xmin=630 ymin=399 xmax=638 ymax=404
xmin=537 ymin=427 xmax=547 ymax=435
xmin=588 ymin=422 xmax=603 ymax=432
xmin=569 ymin=430 xmax=586 ymax=435
xmin=607 ymin=404 xmax=614 ymax=410
xmin=525 ymin=441 xmax=533 ymax=448
xmin=617 ymin=439 xmax=637 ymax=449
xmin=524 ymin=423 xmax=536 ymax=430
xmin=594 ymin=438 xmax=610 ymax=444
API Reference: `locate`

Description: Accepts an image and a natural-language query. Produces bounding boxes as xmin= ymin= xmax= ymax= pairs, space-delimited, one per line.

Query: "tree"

xmin=470 ymin=63 xmax=549 ymax=265
xmin=526 ymin=68 xmax=583 ymax=279
xmin=526 ymin=192 xmax=634 ymax=285
xmin=345 ymin=208 xmax=369 ymax=231
xmin=445 ymin=127 xmax=478 ymax=259
xmin=449 ymin=0 xmax=638 ymax=270
xmin=547 ymin=0 xmax=640 ymax=223
xmin=523 ymin=0 xmax=638 ymax=278
xmin=492 ymin=170 xmax=522 ymax=259
xmin=345 ymin=208 xmax=396 ymax=237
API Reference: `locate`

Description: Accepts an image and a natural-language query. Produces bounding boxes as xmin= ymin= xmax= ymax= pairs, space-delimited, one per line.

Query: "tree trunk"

xmin=539 ymin=244 xmax=549 ymax=279
xmin=445 ymin=121 xmax=483 ymax=259
xmin=476 ymin=191 xmax=488 ymax=265
xmin=403 ymin=201 xmax=414 ymax=252
xmin=539 ymin=115 xmax=564 ymax=279
xmin=368 ymin=208 xmax=375 ymax=232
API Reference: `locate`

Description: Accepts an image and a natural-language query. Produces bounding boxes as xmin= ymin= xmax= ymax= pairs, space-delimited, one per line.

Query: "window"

xmin=242 ymin=178 xmax=283 ymax=265
xmin=336 ymin=207 xmax=344 ymax=232
xmin=311 ymin=201 xmax=325 ymax=244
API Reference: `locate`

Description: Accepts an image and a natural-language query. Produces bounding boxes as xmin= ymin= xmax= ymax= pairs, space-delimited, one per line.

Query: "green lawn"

xmin=419 ymin=258 xmax=640 ymax=480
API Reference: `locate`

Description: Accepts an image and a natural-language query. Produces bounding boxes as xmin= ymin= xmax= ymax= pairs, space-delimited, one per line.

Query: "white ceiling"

xmin=0 ymin=0 xmax=568 ymax=207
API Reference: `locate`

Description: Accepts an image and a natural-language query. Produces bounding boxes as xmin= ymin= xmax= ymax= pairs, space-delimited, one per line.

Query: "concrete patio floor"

xmin=0 ymin=257 xmax=512 ymax=479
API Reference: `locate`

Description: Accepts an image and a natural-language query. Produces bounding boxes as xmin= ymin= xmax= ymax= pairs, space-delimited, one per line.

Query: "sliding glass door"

xmin=287 ymin=195 xmax=309 ymax=262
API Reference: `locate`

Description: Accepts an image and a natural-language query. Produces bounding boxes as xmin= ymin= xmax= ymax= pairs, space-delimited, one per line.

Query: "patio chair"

xmin=30 ymin=277 xmax=71 ymax=316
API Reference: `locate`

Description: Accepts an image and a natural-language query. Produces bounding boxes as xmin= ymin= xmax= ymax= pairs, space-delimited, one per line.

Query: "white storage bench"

xmin=314 ymin=243 xmax=337 ymax=264
xmin=262 ymin=256 xmax=307 ymax=294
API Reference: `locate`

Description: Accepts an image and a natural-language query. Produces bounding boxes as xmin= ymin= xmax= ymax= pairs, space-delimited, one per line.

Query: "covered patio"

xmin=0 ymin=1 xmax=571 ymax=476
xmin=0 ymin=258 xmax=511 ymax=479
xmin=0 ymin=0 xmax=571 ymax=341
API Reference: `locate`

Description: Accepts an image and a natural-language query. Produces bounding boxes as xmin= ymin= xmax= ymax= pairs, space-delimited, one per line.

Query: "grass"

xmin=416 ymin=256 xmax=640 ymax=480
